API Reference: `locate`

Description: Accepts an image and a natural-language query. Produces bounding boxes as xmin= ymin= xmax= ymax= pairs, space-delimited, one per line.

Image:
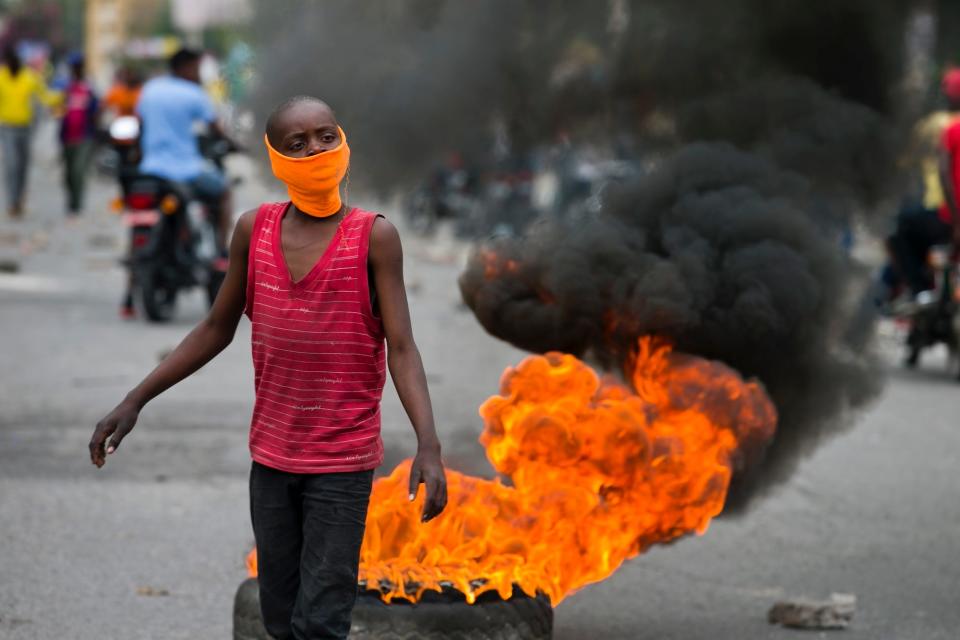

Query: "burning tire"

xmin=349 ymin=586 xmax=553 ymax=640
xmin=233 ymin=578 xmax=553 ymax=640
xmin=233 ymin=578 xmax=267 ymax=640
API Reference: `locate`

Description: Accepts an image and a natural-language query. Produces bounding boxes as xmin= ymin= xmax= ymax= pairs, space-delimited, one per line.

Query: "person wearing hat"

xmin=59 ymin=53 xmax=99 ymax=216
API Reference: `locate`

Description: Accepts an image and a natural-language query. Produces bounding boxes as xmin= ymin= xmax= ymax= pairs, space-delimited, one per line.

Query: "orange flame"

xmin=248 ymin=338 xmax=777 ymax=605
xmin=245 ymin=547 xmax=257 ymax=577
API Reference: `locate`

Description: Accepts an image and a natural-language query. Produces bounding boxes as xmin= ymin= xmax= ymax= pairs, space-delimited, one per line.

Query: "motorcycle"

xmin=468 ymin=166 xmax=537 ymax=238
xmin=536 ymin=156 xmax=641 ymax=219
xmin=117 ymin=123 xmax=238 ymax=323
xmin=896 ymin=245 xmax=960 ymax=378
xmin=120 ymin=175 xmax=226 ymax=322
xmin=403 ymin=162 xmax=480 ymax=236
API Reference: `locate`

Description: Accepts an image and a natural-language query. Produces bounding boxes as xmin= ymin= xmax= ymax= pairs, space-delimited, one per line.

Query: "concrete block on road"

xmin=768 ymin=593 xmax=856 ymax=630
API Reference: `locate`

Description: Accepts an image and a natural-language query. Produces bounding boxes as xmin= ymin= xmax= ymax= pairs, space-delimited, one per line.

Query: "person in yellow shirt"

xmin=0 ymin=45 xmax=60 ymax=217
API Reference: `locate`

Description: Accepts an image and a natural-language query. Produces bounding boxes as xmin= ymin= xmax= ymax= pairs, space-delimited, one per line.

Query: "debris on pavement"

xmin=136 ymin=586 xmax=170 ymax=597
xmin=768 ymin=593 xmax=856 ymax=630
xmin=0 ymin=259 xmax=20 ymax=273
xmin=0 ymin=615 xmax=33 ymax=628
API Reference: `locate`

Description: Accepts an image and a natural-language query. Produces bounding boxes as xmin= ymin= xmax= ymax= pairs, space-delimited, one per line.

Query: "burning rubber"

xmin=241 ymin=340 xmax=776 ymax=633
xmin=356 ymin=339 xmax=776 ymax=605
xmin=233 ymin=578 xmax=553 ymax=640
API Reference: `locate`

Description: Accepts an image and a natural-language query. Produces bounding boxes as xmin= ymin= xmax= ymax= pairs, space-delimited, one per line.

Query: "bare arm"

xmin=88 ymin=210 xmax=256 ymax=467
xmin=369 ymin=217 xmax=448 ymax=521
xmin=34 ymin=71 xmax=63 ymax=110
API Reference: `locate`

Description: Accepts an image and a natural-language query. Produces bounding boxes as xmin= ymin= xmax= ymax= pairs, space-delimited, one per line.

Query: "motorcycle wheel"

xmin=948 ymin=345 xmax=960 ymax=381
xmin=138 ymin=268 xmax=178 ymax=322
xmin=904 ymin=346 xmax=920 ymax=369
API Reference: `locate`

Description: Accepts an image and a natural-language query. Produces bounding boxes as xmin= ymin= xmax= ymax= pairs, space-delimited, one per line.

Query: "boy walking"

xmin=89 ymin=96 xmax=448 ymax=639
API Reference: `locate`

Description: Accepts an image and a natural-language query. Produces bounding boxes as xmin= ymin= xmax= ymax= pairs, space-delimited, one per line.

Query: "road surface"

xmin=1 ymin=129 xmax=958 ymax=639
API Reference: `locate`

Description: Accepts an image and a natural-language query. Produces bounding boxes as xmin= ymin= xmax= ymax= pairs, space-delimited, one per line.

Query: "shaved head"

xmin=266 ymin=96 xmax=336 ymax=147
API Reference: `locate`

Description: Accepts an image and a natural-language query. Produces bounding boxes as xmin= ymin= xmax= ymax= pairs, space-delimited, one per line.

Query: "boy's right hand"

xmin=89 ymin=400 xmax=140 ymax=468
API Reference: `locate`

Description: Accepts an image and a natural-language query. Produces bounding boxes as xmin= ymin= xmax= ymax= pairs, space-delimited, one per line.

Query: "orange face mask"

xmin=264 ymin=127 xmax=350 ymax=218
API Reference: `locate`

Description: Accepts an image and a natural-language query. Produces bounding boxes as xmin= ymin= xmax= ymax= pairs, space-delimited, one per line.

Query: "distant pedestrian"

xmin=890 ymin=68 xmax=960 ymax=297
xmin=59 ymin=53 xmax=99 ymax=216
xmin=103 ymin=67 xmax=142 ymax=118
xmin=0 ymin=45 xmax=60 ymax=218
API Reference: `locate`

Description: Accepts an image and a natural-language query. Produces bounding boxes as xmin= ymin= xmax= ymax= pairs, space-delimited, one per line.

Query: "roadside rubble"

xmin=768 ymin=593 xmax=856 ymax=630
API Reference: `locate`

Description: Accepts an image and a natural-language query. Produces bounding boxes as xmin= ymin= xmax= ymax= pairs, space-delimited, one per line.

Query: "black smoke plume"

xmin=252 ymin=1 xmax=918 ymax=507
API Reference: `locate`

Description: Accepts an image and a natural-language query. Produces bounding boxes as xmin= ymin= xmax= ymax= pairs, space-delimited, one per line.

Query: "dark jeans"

xmin=63 ymin=140 xmax=93 ymax=213
xmin=250 ymin=462 xmax=374 ymax=640
xmin=888 ymin=199 xmax=953 ymax=294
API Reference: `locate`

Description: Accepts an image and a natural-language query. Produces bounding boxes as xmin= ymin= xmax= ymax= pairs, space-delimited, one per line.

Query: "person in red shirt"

xmin=89 ymin=96 xmax=447 ymax=639
xmin=59 ymin=54 xmax=99 ymax=216
xmin=940 ymin=100 xmax=960 ymax=249
xmin=890 ymin=69 xmax=960 ymax=297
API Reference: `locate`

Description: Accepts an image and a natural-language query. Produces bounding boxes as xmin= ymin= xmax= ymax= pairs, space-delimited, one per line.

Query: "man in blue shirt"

xmin=137 ymin=48 xmax=232 ymax=246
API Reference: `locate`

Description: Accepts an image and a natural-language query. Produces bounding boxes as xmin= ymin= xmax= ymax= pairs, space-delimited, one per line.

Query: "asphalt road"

xmin=1 ymin=131 xmax=958 ymax=639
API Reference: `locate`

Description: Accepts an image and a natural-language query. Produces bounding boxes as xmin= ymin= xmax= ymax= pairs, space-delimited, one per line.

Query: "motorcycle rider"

xmin=103 ymin=66 xmax=143 ymax=118
xmin=889 ymin=69 xmax=960 ymax=302
xmin=138 ymin=47 xmax=235 ymax=247
xmin=103 ymin=66 xmax=143 ymax=171
xmin=122 ymin=47 xmax=235 ymax=317
xmin=59 ymin=53 xmax=99 ymax=217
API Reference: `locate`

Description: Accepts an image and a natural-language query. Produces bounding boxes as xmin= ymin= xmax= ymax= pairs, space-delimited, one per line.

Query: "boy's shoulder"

xmin=257 ymin=201 xmax=289 ymax=215
xmin=246 ymin=201 xmax=288 ymax=226
xmin=351 ymin=208 xmax=391 ymax=237
xmin=349 ymin=205 xmax=381 ymax=218
xmin=236 ymin=202 xmax=284 ymax=238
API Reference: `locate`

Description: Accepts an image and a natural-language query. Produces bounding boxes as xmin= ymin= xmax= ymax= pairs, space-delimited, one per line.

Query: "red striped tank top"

xmin=244 ymin=202 xmax=386 ymax=473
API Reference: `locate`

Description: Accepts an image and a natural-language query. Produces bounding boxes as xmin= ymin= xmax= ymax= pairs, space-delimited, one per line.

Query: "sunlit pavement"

xmin=1 ymin=126 xmax=958 ymax=639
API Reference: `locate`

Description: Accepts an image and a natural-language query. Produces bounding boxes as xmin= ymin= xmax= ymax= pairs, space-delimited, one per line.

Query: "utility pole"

xmin=85 ymin=0 xmax=130 ymax=89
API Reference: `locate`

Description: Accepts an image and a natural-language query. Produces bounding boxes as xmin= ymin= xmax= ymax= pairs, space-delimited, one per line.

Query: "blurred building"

xmin=171 ymin=0 xmax=251 ymax=45
xmin=84 ymin=0 xmax=249 ymax=88
xmin=84 ymin=0 xmax=167 ymax=87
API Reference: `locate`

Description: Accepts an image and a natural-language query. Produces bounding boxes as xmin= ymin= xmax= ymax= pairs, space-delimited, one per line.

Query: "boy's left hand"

xmin=408 ymin=447 xmax=448 ymax=522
